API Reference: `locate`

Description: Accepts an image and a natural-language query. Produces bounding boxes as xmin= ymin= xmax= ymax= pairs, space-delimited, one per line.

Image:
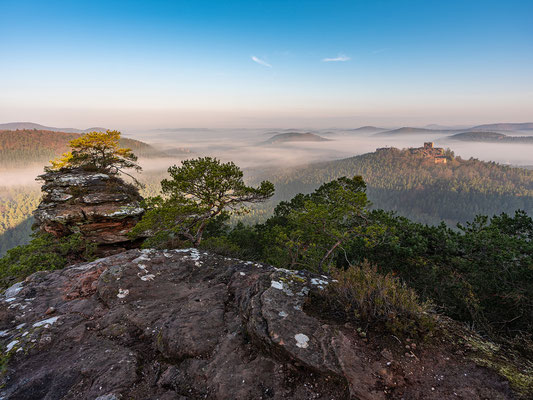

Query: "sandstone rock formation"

xmin=33 ymin=169 xmax=144 ymax=247
xmin=0 ymin=249 xmax=514 ymax=399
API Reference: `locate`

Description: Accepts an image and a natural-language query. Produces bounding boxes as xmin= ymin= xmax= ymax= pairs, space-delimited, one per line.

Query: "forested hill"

xmin=0 ymin=129 xmax=164 ymax=168
xmin=253 ymin=147 xmax=533 ymax=225
xmin=262 ymin=132 xmax=330 ymax=144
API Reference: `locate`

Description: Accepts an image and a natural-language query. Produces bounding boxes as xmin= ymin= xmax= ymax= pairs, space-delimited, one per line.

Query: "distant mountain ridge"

xmin=374 ymin=127 xmax=455 ymax=136
xmin=262 ymin=132 xmax=331 ymax=145
xmin=346 ymin=126 xmax=387 ymax=134
xmin=371 ymin=123 xmax=533 ymax=137
xmin=449 ymin=131 xmax=533 ymax=143
xmin=0 ymin=122 xmax=107 ymax=134
xmin=468 ymin=123 xmax=533 ymax=132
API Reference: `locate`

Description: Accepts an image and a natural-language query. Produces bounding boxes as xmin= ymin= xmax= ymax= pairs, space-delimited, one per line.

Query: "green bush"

xmin=199 ymin=236 xmax=244 ymax=258
xmin=0 ymin=232 xmax=95 ymax=288
xmin=321 ymin=261 xmax=434 ymax=336
xmin=346 ymin=210 xmax=533 ymax=337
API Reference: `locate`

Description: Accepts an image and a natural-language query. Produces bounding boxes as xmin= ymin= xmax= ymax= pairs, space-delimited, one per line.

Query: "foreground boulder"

xmin=34 ymin=169 xmax=144 ymax=248
xmin=0 ymin=250 xmax=515 ymax=399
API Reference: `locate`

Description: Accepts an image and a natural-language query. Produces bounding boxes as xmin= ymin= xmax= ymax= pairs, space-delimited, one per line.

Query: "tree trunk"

xmin=318 ymin=239 xmax=343 ymax=273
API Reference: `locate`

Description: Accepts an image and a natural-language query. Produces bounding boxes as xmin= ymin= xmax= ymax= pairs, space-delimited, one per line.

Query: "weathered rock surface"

xmin=0 ymin=250 xmax=514 ymax=399
xmin=33 ymin=169 xmax=144 ymax=246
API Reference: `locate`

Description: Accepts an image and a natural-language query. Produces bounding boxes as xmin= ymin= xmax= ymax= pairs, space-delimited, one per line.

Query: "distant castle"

xmin=410 ymin=142 xmax=447 ymax=164
xmin=376 ymin=142 xmax=448 ymax=164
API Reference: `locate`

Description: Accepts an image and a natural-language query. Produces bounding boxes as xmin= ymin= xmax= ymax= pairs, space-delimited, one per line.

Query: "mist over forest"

xmin=128 ymin=126 xmax=533 ymax=169
xmin=4 ymin=125 xmax=533 ymax=191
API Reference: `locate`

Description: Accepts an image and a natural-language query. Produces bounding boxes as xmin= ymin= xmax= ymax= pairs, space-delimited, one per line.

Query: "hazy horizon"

xmin=2 ymin=0 xmax=532 ymax=129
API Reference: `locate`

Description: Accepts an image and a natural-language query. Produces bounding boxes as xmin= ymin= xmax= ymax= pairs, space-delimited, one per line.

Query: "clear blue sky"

xmin=1 ymin=0 xmax=532 ymax=128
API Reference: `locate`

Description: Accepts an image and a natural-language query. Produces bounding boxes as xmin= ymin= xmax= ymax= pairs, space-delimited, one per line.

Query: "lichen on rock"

xmin=0 ymin=249 xmax=519 ymax=399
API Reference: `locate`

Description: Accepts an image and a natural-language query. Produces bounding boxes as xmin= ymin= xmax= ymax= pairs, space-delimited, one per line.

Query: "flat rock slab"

xmin=0 ymin=250 xmax=513 ymax=399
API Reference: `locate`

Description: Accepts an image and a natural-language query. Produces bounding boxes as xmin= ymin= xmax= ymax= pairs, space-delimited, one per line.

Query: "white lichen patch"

xmin=189 ymin=249 xmax=201 ymax=261
xmin=137 ymin=264 xmax=148 ymax=272
xmin=239 ymin=272 xmax=246 ymax=276
xmin=132 ymin=255 xmax=150 ymax=264
xmin=171 ymin=248 xmax=202 ymax=262
xmin=294 ymin=333 xmax=309 ymax=349
xmin=56 ymin=173 xmax=109 ymax=185
xmin=71 ymin=257 xmax=106 ymax=271
xmin=297 ymin=287 xmax=310 ymax=297
xmin=140 ymin=274 xmax=155 ymax=281
xmin=278 ymin=311 xmax=288 ymax=317
xmin=6 ymin=340 xmax=18 ymax=352
xmin=311 ymin=278 xmax=329 ymax=286
xmin=4 ymin=282 xmax=23 ymax=298
xmin=16 ymin=323 xmax=25 ymax=330
xmin=0 ymin=330 xmax=9 ymax=337
xmin=117 ymin=289 xmax=129 ymax=298
xmin=275 ymin=267 xmax=293 ymax=274
xmin=33 ymin=316 xmax=60 ymax=328
xmin=10 ymin=303 xmax=27 ymax=310
xmin=271 ymin=281 xmax=284 ymax=290
xmin=5 ymin=298 xmax=16 ymax=303
xmin=104 ymin=207 xmax=144 ymax=218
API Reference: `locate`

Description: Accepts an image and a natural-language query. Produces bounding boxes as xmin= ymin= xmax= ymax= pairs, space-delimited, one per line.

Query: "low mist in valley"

xmin=127 ymin=127 xmax=533 ymax=172
xmin=3 ymin=127 xmax=533 ymax=191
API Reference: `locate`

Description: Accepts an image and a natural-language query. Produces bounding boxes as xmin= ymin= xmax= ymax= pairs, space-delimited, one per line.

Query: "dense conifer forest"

xmin=254 ymin=148 xmax=533 ymax=225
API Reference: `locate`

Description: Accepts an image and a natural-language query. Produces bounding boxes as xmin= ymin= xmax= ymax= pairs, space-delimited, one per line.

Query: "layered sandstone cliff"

xmin=33 ymin=169 xmax=144 ymax=246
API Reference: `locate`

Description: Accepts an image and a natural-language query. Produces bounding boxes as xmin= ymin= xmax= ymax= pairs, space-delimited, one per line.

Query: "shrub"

xmin=323 ymin=261 xmax=434 ymax=336
xmin=0 ymin=233 xmax=95 ymax=288
xmin=199 ymin=236 xmax=243 ymax=258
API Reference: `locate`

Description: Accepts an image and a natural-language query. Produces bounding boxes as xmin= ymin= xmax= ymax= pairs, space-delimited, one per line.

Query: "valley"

xmin=1 ymin=124 xmax=532 ymax=255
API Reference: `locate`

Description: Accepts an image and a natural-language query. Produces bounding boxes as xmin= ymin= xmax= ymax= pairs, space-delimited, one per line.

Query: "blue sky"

xmin=1 ymin=0 xmax=532 ymax=128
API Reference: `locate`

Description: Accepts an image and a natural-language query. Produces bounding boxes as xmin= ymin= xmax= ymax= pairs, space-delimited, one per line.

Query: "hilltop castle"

xmin=376 ymin=142 xmax=448 ymax=163
xmin=410 ymin=142 xmax=448 ymax=164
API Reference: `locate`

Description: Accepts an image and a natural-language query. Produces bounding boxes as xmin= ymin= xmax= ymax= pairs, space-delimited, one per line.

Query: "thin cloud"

xmin=251 ymin=56 xmax=272 ymax=68
xmin=322 ymin=54 xmax=350 ymax=62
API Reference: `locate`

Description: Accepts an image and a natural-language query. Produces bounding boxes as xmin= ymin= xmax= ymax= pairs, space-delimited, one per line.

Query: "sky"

xmin=1 ymin=0 xmax=532 ymax=129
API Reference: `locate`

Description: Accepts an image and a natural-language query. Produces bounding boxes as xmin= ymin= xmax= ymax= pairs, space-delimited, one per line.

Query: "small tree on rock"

xmin=132 ymin=157 xmax=274 ymax=247
xmin=48 ymin=130 xmax=141 ymax=182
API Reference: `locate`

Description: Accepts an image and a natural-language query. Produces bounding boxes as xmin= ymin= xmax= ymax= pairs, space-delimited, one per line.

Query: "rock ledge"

xmin=0 ymin=250 xmax=513 ymax=399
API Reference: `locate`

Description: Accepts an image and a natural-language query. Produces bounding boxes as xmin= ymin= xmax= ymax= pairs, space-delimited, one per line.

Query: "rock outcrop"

xmin=33 ymin=169 xmax=144 ymax=247
xmin=0 ymin=249 xmax=515 ymax=399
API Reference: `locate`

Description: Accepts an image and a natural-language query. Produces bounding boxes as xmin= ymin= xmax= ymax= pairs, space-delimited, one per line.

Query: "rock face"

xmin=0 ymin=249 xmax=514 ymax=400
xmin=33 ymin=169 xmax=144 ymax=246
